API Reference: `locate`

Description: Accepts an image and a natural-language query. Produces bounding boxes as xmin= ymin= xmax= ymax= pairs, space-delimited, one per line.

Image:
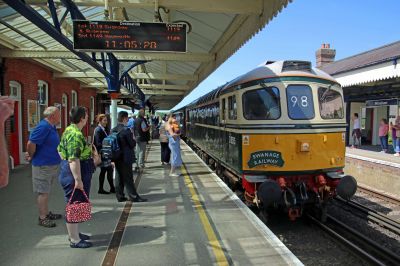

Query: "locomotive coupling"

xmin=257 ymin=180 xmax=281 ymax=208
xmin=336 ymin=175 xmax=357 ymax=200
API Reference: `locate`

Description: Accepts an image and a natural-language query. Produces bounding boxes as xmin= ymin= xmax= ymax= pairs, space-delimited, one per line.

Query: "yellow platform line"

xmin=181 ymin=165 xmax=229 ymax=266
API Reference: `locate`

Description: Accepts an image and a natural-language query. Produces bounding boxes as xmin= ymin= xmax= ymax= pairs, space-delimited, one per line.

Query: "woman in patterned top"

xmin=58 ymin=106 xmax=95 ymax=248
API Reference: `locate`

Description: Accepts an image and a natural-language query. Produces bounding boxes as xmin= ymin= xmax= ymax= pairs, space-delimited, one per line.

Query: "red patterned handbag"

xmin=65 ymin=188 xmax=92 ymax=223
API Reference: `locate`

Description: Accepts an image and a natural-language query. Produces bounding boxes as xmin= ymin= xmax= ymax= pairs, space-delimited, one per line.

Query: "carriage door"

xmin=9 ymin=81 xmax=22 ymax=166
xmin=220 ymin=98 xmax=227 ymax=160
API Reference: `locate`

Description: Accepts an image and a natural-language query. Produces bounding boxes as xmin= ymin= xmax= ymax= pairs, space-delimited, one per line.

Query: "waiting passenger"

xmin=112 ymin=111 xmax=147 ymax=203
xmin=393 ymin=115 xmax=400 ymax=157
xmin=378 ymin=119 xmax=389 ymax=153
xmin=134 ymin=109 xmax=150 ymax=169
xmin=57 ymin=106 xmax=94 ymax=248
xmin=351 ymin=113 xmax=361 ymax=148
xmin=93 ymin=114 xmax=115 ymax=194
xmin=166 ymin=116 xmax=182 ymax=176
xmin=0 ymin=96 xmax=14 ymax=188
xmin=159 ymin=116 xmax=171 ymax=165
xmin=390 ymin=122 xmax=397 ymax=153
xmin=26 ymin=106 xmax=62 ymax=228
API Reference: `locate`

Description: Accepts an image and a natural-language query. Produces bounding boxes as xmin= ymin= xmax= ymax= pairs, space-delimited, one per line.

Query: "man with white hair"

xmin=26 ymin=106 xmax=62 ymax=228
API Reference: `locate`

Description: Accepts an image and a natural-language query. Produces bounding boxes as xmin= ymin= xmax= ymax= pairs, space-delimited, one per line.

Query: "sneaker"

xmin=169 ymin=173 xmax=179 ymax=177
xmin=38 ymin=217 xmax=56 ymax=228
xmin=394 ymin=153 xmax=400 ymax=157
xmin=70 ymin=240 xmax=92 ymax=248
xmin=47 ymin=211 xmax=62 ymax=220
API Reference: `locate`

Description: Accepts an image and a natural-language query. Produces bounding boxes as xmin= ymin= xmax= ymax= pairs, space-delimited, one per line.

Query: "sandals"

xmin=47 ymin=211 xmax=62 ymax=220
xmin=70 ymin=240 xmax=92 ymax=248
xmin=38 ymin=217 xmax=56 ymax=228
xmin=68 ymin=233 xmax=90 ymax=242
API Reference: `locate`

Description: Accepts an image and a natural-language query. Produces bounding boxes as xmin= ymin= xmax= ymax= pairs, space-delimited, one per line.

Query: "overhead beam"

xmin=54 ymin=71 xmax=197 ymax=81
xmin=142 ymin=90 xmax=185 ymax=96
xmin=26 ymin=0 xmax=262 ymax=14
xmin=0 ymin=49 xmax=213 ymax=62
xmin=83 ymin=83 xmax=189 ymax=91
xmin=138 ymin=84 xmax=189 ymax=90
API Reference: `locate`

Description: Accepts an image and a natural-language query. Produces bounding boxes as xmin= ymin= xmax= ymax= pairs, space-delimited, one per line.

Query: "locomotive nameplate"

xmin=248 ymin=150 xmax=284 ymax=168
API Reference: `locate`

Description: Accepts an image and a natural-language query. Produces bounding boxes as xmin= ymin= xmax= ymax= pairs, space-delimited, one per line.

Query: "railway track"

xmin=357 ymin=185 xmax=400 ymax=205
xmin=334 ymin=197 xmax=400 ymax=235
xmin=308 ymin=214 xmax=400 ymax=266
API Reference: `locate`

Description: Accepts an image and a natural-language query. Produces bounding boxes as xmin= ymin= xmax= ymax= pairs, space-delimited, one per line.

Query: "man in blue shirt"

xmin=26 ymin=106 xmax=62 ymax=228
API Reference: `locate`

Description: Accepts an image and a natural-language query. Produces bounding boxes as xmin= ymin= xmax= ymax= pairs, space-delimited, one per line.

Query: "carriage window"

xmin=221 ymin=98 xmax=226 ymax=121
xmin=286 ymin=85 xmax=314 ymax=119
xmin=228 ymin=96 xmax=237 ymax=120
xmin=318 ymin=87 xmax=344 ymax=119
xmin=243 ymin=87 xmax=280 ymax=120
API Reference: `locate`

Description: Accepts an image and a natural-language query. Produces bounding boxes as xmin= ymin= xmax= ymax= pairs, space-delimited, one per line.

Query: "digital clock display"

xmin=73 ymin=20 xmax=187 ymax=52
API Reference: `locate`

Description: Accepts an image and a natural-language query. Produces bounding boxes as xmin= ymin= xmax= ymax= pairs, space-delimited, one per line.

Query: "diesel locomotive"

xmin=175 ymin=60 xmax=357 ymax=221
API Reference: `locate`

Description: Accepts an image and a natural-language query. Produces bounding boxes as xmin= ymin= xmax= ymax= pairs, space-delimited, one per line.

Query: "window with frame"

xmin=221 ymin=98 xmax=226 ymax=121
xmin=71 ymin=90 xmax=77 ymax=108
xmin=243 ymin=87 xmax=281 ymax=120
xmin=318 ymin=87 xmax=344 ymax=119
xmin=286 ymin=85 xmax=314 ymax=119
xmin=62 ymin=93 xmax=68 ymax=128
xmin=90 ymin=96 xmax=95 ymax=125
xmin=228 ymin=95 xmax=237 ymax=120
xmin=38 ymin=80 xmax=48 ymax=121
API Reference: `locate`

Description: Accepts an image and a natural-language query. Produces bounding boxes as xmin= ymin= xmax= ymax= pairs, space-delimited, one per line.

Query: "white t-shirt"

xmin=353 ymin=118 xmax=360 ymax=129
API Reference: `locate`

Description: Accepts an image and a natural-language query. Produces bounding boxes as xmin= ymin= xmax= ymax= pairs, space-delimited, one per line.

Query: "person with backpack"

xmin=112 ymin=111 xmax=147 ymax=202
xmin=93 ymin=114 xmax=115 ymax=194
xmin=134 ymin=108 xmax=150 ymax=170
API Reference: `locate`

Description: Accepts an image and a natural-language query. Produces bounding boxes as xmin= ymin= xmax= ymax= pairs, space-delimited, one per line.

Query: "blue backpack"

xmin=101 ymin=131 xmax=122 ymax=161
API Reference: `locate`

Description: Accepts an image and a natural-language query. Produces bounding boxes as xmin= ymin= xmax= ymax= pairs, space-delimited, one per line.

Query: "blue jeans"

xmin=379 ymin=136 xmax=388 ymax=151
xmin=396 ymin=137 xmax=400 ymax=153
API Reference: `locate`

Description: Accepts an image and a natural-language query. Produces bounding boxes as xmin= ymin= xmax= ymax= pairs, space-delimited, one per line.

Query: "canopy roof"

xmin=0 ymin=0 xmax=292 ymax=109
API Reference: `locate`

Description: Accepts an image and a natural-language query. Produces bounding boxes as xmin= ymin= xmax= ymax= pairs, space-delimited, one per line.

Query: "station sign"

xmin=366 ymin=98 xmax=398 ymax=107
xmin=73 ymin=20 xmax=187 ymax=53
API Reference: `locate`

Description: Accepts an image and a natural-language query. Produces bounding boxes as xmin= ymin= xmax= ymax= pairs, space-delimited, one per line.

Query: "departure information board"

xmin=73 ymin=20 xmax=187 ymax=52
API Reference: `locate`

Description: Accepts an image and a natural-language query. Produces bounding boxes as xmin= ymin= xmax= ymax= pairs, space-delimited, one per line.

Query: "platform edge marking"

xmin=181 ymin=165 xmax=230 ymax=266
xmin=182 ymin=141 xmax=304 ymax=266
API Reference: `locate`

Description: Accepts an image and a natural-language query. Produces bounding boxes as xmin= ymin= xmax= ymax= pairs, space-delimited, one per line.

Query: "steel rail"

xmin=308 ymin=214 xmax=400 ymax=266
xmin=335 ymin=197 xmax=400 ymax=235
xmin=357 ymin=185 xmax=400 ymax=205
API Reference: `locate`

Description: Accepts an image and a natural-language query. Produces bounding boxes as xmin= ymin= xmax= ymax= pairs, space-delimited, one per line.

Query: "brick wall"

xmin=3 ymin=59 xmax=98 ymax=163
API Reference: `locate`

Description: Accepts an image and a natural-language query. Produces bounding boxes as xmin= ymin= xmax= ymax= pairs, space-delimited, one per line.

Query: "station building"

xmin=0 ymin=58 xmax=102 ymax=167
xmin=317 ymin=41 xmax=400 ymax=146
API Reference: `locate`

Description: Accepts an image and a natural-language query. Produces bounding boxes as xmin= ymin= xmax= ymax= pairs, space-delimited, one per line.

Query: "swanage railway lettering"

xmin=248 ymin=150 xmax=284 ymax=168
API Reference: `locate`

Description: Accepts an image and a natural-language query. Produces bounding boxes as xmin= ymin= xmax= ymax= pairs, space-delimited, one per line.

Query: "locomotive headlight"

xmin=300 ymin=141 xmax=310 ymax=152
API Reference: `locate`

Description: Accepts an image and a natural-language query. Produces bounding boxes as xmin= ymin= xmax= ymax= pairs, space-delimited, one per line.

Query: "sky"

xmin=170 ymin=0 xmax=400 ymax=110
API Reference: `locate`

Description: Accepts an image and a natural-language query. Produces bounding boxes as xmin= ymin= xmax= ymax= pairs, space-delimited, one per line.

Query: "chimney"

xmin=316 ymin=43 xmax=336 ymax=68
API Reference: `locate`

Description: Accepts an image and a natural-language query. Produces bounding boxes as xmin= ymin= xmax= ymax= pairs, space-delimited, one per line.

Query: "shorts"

xmin=32 ymin=165 xmax=60 ymax=194
xmin=352 ymin=129 xmax=361 ymax=138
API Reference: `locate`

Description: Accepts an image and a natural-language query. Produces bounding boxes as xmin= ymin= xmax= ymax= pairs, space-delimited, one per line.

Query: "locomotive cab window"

xmin=286 ymin=85 xmax=314 ymax=119
xmin=228 ymin=96 xmax=237 ymax=120
xmin=243 ymin=87 xmax=280 ymax=120
xmin=318 ymin=87 xmax=344 ymax=119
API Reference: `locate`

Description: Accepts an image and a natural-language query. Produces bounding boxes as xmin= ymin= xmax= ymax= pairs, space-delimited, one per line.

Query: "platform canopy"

xmin=0 ymin=0 xmax=292 ymax=109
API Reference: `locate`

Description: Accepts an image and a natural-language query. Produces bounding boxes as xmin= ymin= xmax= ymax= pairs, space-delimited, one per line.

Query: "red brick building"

xmin=3 ymin=59 xmax=99 ymax=167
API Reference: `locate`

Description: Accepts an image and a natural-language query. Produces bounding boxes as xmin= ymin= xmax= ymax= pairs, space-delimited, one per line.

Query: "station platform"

xmin=0 ymin=140 xmax=302 ymax=266
xmin=345 ymin=146 xmax=400 ymax=199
